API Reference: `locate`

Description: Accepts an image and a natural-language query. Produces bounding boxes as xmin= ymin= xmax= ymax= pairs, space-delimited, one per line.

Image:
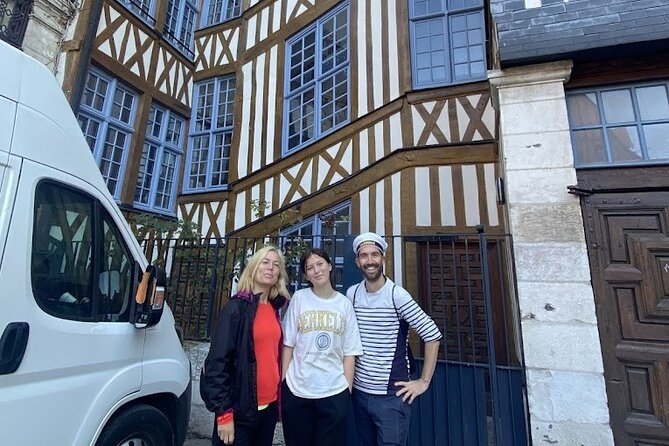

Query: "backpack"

xmin=353 ymin=283 xmax=417 ymax=375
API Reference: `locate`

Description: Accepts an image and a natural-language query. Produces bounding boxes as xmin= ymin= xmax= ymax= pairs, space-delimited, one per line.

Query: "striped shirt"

xmin=347 ymin=278 xmax=442 ymax=395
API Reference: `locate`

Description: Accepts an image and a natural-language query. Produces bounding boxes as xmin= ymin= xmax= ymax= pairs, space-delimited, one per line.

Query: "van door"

xmin=0 ymin=159 xmax=146 ymax=446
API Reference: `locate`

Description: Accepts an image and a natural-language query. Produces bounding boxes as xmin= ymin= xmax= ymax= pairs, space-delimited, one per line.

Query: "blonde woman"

xmin=201 ymin=246 xmax=290 ymax=446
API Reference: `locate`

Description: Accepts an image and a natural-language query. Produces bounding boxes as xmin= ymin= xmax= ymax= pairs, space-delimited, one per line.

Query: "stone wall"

xmin=22 ymin=0 xmax=78 ymax=73
xmin=489 ymin=61 xmax=614 ymax=445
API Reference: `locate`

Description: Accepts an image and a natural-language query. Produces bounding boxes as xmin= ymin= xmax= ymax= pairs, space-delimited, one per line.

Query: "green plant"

xmin=131 ymin=213 xmax=200 ymax=243
xmin=250 ymin=199 xmax=270 ymax=220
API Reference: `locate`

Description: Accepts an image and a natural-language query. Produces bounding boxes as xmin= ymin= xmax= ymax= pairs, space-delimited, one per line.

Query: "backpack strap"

xmin=353 ymin=283 xmax=361 ymax=307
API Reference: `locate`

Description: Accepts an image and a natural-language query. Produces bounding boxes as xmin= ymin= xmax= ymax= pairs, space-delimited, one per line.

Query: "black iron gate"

xmin=0 ymin=0 xmax=32 ymax=48
xmin=142 ymin=228 xmax=529 ymax=445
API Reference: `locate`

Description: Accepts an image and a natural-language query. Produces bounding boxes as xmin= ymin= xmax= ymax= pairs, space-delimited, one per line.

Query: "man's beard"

xmin=362 ymin=263 xmax=383 ymax=282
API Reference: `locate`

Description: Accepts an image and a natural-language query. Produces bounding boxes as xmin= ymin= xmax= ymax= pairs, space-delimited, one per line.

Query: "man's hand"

xmin=217 ymin=422 xmax=234 ymax=445
xmin=394 ymin=378 xmax=429 ymax=404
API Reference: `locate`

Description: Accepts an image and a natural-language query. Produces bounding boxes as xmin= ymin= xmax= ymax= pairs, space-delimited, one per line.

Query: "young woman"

xmin=281 ymin=248 xmax=363 ymax=446
xmin=200 ymin=245 xmax=290 ymax=446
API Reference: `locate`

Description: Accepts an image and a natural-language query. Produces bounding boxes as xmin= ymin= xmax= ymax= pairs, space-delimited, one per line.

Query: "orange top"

xmin=253 ymin=302 xmax=281 ymax=406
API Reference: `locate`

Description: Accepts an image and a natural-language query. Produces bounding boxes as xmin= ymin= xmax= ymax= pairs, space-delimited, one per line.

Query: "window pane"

xmin=413 ymin=17 xmax=449 ymax=85
xmin=211 ymin=132 xmax=232 ymax=186
xmin=644 ymin=123 xmax=669 ymax=160
xmin=607 ymin=126 xmax=642 ymax=162
xmin=100 ymin=128 xmax=128 ymax=196
xmin=82 ymin=72 xmax=109 ymax=112
xmin=78 ymin=115 xmax=101 ymax=151
xmin=100 ymin=214 xmax=133 ymax=322
xmin=111 ymin=87 xmax=135 ymax=124
xmin=155 ymin=151 xmax=179 ymax=210
xmin=147 ymin=105 xmax=163 ymax=139
xmin=134 ymin=143 xmax=158 ymax=205
xmin=166 ymin=115 xmax=184 ymax=147
xmin=289 ymin=30 xmax=317 ymax=92
xmin=216 ymin=77 xmax=236 ymax=129
xmin=195 ymin=80 xmax=215 ymax=132
xmin=450 ymin=11 xmax=485 ymax=82
xmin=206 ymin=0 xmax=223 ymax=25
xmin=189 ymin=136 xmax=210 ymax=189
xmin=287 ymin=88 xmax=316 ymax=150
xmin=637 ymin=85 xmax=669 ymax=121
xmin=567 ymin=93 xmax=601 ymax=127
xmin=572 ymin=129 xmax=607 ymax=165
xmin=602 ymin=89 xmax=635 ymax=124
xmin=226 ymin=0 xmax=241 ymax=20
xmin=32 ymin=183 xmax=94 ymax=320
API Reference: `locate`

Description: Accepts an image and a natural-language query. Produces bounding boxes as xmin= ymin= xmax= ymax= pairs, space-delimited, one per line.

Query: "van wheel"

xmin=96 ymin=404 xmax=173 ymax=446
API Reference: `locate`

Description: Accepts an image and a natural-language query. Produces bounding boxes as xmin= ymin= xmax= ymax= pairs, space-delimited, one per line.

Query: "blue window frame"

xmin=185 ymin=76 xmax=236 ymax=192
xmin=118 ymin=0 xmax=156 ymax=26
xmin=164 ymin=0 xmax=197 ymax=58
xmin=281 ymin=202 xmax=351 ymax=293
xmin=567 ymin=81 xmax=669 ymax=167
xmin=283 ymin=3 xmax=350 ymax=154
xmin=409 ymin=0 xmax=486 ymax=89
xmin=78 ymin=67 xmax=137 ymax=200
xmin=134 ymin=103 xmax=184 ymax=214
xmin=201 ymin=0 xmax=241 ymax=27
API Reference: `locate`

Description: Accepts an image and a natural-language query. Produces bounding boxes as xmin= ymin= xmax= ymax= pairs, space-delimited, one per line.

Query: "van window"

xmin=32 ymin=182 xmax=134 ymax=322
xmin=100 ymin=213 xmax=133 ymax=322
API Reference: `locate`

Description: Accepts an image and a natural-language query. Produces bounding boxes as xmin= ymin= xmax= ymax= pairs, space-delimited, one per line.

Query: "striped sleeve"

xmin=394 ymin=287 xmax=442 ymax=342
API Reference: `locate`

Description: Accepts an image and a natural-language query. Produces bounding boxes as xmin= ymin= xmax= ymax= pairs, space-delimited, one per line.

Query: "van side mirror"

xmin=132 ymin=265 xmax=166 ymax=328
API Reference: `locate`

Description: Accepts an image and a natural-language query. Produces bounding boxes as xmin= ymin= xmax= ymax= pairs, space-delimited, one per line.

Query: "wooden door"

xmin=583 ymin=191 xmax=669 ymax=444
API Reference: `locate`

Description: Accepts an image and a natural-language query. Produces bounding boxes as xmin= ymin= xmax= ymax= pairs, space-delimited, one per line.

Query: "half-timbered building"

xmin=6 ymin=0 xmax=669 ymax=444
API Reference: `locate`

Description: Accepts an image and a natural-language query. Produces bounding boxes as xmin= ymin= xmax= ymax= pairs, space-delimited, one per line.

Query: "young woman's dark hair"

xmin=299 ymin=248 xmax=334 ymax=287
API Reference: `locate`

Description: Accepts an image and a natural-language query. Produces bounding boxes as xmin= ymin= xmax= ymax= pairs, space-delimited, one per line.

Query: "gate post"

xmin=205 ymin=239 xmax=221 ymax=337
xmin=477 ymin=225 xmax=502 ymax=445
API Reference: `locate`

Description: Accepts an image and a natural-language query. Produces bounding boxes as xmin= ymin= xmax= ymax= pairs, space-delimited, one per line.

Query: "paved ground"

xmin=183 ymin=423 xmax=285 ymax=446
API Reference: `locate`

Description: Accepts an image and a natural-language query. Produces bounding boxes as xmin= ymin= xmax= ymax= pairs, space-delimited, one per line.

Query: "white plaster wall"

xmin=489 ymin=61 xmax=614 ymax=446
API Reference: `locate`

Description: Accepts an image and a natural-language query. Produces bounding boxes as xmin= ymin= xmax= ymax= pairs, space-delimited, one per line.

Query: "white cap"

xmin=353 ymin=232 xmax=388 ymax=255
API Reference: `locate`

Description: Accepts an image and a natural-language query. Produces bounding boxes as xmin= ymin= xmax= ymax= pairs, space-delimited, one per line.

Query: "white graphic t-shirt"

xmin=283 ymin=288 xmax=364 ymax=399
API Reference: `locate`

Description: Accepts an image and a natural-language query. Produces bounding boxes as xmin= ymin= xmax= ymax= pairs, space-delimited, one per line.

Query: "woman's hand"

xmin=217 ymin=422 xmax=234 ymax=445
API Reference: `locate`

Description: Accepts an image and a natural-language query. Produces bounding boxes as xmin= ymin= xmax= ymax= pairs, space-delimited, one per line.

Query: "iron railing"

xmin=0 ymin=0 xmax=32 ymax=48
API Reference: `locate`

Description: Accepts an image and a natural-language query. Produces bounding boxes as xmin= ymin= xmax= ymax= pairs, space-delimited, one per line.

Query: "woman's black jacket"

xmin=200 ymin=291 xmax=286 ymax=426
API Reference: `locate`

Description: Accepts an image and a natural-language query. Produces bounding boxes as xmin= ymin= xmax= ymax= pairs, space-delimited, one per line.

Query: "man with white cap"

xmin=347 ymin=232 xmax=442 ymax=446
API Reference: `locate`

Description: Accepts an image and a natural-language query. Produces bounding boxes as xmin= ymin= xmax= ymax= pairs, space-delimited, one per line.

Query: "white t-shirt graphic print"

xmin=283 ymin=288 xmax=363 ymax=399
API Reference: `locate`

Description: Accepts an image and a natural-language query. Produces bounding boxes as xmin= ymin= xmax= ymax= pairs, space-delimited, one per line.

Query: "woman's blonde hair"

xmin=236 ymin=245 xmax=290 ymax=300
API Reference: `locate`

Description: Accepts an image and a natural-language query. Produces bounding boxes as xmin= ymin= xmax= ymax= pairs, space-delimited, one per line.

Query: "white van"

xmin=0 ymin=41 xmax=191 ymax=445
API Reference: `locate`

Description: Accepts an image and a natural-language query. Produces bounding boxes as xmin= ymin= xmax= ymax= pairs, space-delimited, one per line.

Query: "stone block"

xmin=517 ymin=281 xmax=597 ymax=324
xmin=529 ymin=418 xmax=614 ymax=446
xmin=522 ymin=322 xmax=604 ymax=373
xmin=501 ymin=131 xmax=574 ymax=170
xmin=514 ymin=242 xmax=591 ymax=282
xmin=526 ymin=369 xmax=609 ymax=423
xmin=498 ymin=98 xmax=570 ymax=135
xmin=496 ymin=80 xmax=567 ymax=105
xmin=505 ymin=168 xmax=578 ymax=203
xmin=508 ymin=203 xmax=585 ymax=243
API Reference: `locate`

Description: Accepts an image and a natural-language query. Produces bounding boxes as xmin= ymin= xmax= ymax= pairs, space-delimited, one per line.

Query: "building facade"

xmin=490 ymin=0 xmax=669 ymax=445
xmin=4 ymin=0 xmax=669 ymax=444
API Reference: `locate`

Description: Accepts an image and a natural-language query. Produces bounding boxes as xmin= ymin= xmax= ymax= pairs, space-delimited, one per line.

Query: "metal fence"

xmin=142 ymin=228 xmax=529 ymax=445
xmin=0 ymin=0 xmax=33 ymax=48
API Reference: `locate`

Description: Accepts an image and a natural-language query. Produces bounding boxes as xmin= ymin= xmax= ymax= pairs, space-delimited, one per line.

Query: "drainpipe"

xmin=69 ymin=0 xmax=104 ymax=114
